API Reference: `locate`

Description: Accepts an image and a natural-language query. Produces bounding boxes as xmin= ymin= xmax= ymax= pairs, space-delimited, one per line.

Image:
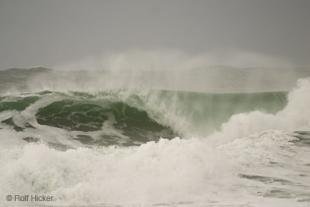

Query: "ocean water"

xmin=0 ymin=68 xmax=309 ymax=207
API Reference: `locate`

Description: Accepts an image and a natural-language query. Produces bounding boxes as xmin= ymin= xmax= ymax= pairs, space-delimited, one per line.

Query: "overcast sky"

xmin=0 ymin=0 xmax=309 ymax=69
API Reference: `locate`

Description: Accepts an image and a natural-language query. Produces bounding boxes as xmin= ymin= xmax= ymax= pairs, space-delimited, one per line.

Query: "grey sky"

xmin=0 ymin=0 xmax=309 ymax=69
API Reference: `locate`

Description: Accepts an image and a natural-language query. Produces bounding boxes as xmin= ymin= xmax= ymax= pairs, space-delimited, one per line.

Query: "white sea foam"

xmin=210 ymin=78 xmax=310 ymax=144
xmin=0 ymin=130 xmax=307 ymax=207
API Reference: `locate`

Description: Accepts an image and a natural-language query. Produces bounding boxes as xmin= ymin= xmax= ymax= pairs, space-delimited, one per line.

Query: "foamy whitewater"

xmin=0 ymin=53 xmax=309 ymax=207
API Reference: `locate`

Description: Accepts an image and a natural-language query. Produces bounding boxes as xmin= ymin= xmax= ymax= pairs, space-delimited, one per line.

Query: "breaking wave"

xmin=0 ymin=67 xmax=309 ymax=206
xmin=0 ymin=89 xmax=287 ymax=147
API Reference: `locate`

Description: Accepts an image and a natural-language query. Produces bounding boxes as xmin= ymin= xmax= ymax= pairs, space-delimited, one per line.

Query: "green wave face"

xmin=0 ymin=90 xmax=287 ymax=146
xmin=36 ymin=100 xmax=176 ymax=144
xmin=0 ymin=96 xmax=39 ymax=112
xmin=152 ymin=90 xmax=288 ymax=135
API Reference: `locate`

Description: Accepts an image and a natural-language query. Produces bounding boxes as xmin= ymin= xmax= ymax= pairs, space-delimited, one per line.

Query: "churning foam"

xmin=209 ymin=78 xmax=310 ymax=144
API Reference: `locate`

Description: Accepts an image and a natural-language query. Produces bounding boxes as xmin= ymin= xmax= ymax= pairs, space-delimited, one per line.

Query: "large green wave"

xmin=0 ymin=90 xmax=287 ymax=146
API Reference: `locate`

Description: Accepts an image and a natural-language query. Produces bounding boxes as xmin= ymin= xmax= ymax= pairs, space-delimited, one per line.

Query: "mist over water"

xmin=0 ymin=51 xmax=310 ymax=206
xmin=1 ymin=50 xmax=308 ymax=93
